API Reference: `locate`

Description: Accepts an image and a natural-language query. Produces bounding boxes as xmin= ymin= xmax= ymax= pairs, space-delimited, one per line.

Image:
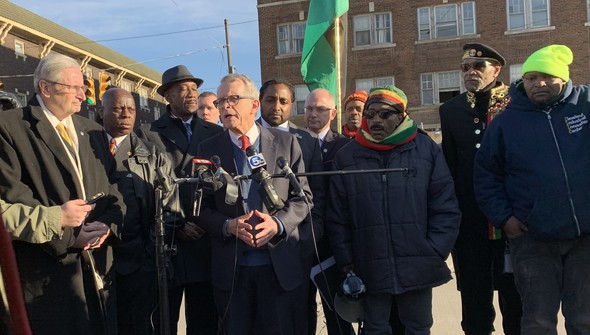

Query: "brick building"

xmin=0 ymin=1 xmax=166 ymax=125
xmin=257 ymin=0 xmax=590 ymax=135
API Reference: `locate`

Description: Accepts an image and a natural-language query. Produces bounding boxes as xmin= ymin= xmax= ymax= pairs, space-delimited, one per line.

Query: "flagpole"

xmin=335 ymin=17 xmax=342 ymax=133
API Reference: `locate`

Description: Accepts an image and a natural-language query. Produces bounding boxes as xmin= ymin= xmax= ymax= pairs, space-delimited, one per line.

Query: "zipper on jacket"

xmin=544 ymin=110 xmax=582 ymax=236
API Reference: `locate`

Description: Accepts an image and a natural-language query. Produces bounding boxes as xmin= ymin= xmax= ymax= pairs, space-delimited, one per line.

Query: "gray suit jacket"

xmin=197 ymin=126 xmax=313 ymax=291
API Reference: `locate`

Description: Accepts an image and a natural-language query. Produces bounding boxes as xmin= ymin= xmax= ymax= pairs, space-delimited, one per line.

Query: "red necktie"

xmin=109 ymin=138 xmax=117 ymax=156
xmin=239 ymin=135 xmax=251 ymax=152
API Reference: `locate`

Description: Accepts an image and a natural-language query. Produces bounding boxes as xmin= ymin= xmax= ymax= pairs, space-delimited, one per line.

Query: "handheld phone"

xmin=86 ymin=192 xmax=106 ymax=205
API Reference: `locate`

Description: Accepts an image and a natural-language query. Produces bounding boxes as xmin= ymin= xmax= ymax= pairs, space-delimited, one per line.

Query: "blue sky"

xmin=10 ymin=0 xmax=262 ymax=92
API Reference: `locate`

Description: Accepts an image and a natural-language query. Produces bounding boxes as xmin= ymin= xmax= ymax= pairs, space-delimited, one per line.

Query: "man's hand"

xmin=503 ymin=216 xmax=528 ymax=239
xmin=60 ymin=199 xmax=93 ymax=228
xmin=177 ymin=221 xmax=206 ymax=241
xmin=72 ymin=221 xmax=110 ymax=250
xmin=250 ymin=210 xmax=279 ymax=248
xmin=226 ymin=211 xmax=257 ymax=247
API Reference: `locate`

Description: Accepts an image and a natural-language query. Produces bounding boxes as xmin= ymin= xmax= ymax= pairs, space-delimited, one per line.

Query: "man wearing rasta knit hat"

xmin=325 ymin=85 xmax=460 ymax=334
xmin=341 ymin=90 xmax=368 ymax=138
xmin=440 ymin=42 xmax=522 ymax=335
xmin=475 ymin=44 xmax=590 ymax=334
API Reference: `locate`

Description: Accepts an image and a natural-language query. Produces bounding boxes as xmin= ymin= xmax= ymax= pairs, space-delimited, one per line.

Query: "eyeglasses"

xmin=213 ymin=95 xmax=256 ymax=108
xmin=363 ymin=108 xmax=402 ymax=120
xmin=46 ymin=80 xmax=88 ymax=93
xmin=304 ymin=106 xmax=333 ymax=113
xmin=460 ymin=60 xmax=492 ymax=72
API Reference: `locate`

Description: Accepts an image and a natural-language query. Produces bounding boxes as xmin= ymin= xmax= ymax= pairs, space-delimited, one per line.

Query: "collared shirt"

xmin=316 ymin=127 xmax=330 ymax=146
xmin=260 ymin=118 xmax=289 ymax=132
xmin=228 ymin=124 xmax=260 ymax=151
xmin=107 ymin=134 xmax=128 ymax=155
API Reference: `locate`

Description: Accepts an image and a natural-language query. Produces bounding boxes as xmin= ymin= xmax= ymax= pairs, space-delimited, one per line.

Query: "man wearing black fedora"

xmin=137 ymin=65 xmax=223 ymax=335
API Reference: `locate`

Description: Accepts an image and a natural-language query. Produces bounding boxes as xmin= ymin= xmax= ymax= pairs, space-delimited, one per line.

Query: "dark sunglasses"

xmin=363 ymin=108 xmax=402 ymax=120
xmin=460 ymin=60 xmax=489 ymax=72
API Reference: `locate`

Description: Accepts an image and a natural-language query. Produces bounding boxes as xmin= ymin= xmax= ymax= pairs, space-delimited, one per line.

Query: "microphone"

xmin=210 ymin=155 xmax=238 ymax=205
xmin=191 ymin=158 xmax=222 ymax=192
xmin=244 ymin=146 xmax=284 ymax=214
xmin=276 ymin=156 xmax=306 ymax=198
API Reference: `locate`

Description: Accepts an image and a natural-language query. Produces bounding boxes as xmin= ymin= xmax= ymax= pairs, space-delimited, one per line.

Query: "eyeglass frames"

xmin=461 ymin=60 xmax=496 ymax=72
xmin=213 ymin=95 xmax=256 ymax=108
xmin=362 ymin=108 xmax=403 ymax=120
xmin=46 ymin=80 xmax=88 ymax=93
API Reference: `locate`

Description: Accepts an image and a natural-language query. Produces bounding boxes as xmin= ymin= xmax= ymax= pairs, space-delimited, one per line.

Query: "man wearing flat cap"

xmin=475 ymin=44 xmax=590 ymax=334
xmin=439 ymin=43 xmax=522 ymax=335
xmin=326 ymin=85 xmax=460 ymax=333
xmin=137 ymin=65 xmax=223 ymax=335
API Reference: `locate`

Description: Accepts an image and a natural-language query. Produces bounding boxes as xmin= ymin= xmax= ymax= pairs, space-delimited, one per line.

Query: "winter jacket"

xmin=474 ymin=80 xmax=590 ymax=240
xmin=325 ymin=132 xmax=460 ymax=294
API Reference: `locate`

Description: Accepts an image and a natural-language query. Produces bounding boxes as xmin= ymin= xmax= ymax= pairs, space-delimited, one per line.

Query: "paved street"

xmin=178 ymin=259 xmax=566 ymax=334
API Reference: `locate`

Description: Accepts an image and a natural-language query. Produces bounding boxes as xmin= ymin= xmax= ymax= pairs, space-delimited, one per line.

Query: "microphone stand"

xmin=154 ymin=186 xmax=170 ymax=335
xmin=234 ymin=167 xmax=415 ymax=180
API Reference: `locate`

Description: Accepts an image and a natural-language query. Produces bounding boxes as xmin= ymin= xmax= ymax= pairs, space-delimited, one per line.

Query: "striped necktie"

xmin=109 ymin=138 xmax=117 ymax=156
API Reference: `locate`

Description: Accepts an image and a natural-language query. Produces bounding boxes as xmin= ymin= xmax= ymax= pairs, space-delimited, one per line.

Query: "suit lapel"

xmin=259 ymin=126 xmax=277 ymax=173
xmin=32 ymin=107 xmax=84 ymax=197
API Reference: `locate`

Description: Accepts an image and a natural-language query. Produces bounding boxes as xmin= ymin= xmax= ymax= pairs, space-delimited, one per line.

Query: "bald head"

xmin=304 ymin=88 xmax=337 ymax=134
xmin=101 ymin=88 xmax=136 ymax=137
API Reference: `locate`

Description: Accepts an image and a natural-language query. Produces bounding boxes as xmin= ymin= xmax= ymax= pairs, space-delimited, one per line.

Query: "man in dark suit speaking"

xmin=0 ymin=52 xmax=124 ymax=335
xmin=197 ymin=74 xmax=313 ymax=335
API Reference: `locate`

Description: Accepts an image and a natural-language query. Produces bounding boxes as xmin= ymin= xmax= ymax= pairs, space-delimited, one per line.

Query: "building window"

xmin=294 ymin=85 xmax=310 ymax=115
xmin=507 ymin=0 xmax=549 ymax=31
xmin=510 ymin=64 xmax=523 ymax=84
xmin=587 ymin=0 xmax=590 ymax=22
xmin=15 ymin=92 xmax=27 ymax=107
xmin=353 ymin=13 xmax=392 ymax=47
xmin=138 ymin=88 xmax=149 ymax=110
xmin=14 ymin=40 xmax=26 ymax=59
xmin=418 ymin=2 xmax=476 ymax=40
xmin=121 ymin=81 xmax=131 ymax=92
xmin=355 ymin=77 xmax=395 ymax=93
xmin=277 ymin=23 xmax=305 ymax=55
xmin=153 ymin=105 xmax=161 ymax=120
xmin=420 ymin=71 xmax=461 ymax=105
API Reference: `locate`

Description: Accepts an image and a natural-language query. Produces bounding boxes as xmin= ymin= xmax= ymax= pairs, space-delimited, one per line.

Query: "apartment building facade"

xmin=0 ymin=1 xmax=166 ymax=125
xmin=257 ymin=0 xmax=590 ymax=132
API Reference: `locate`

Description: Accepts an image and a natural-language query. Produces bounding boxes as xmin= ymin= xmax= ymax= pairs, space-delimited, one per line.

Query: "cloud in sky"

xmin=11 ymin=0 xmax=261 ymax=91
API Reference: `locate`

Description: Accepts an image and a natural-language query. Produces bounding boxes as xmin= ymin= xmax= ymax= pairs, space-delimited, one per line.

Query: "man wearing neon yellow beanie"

xmin=474 ymin=44 xmax=590 ymax=334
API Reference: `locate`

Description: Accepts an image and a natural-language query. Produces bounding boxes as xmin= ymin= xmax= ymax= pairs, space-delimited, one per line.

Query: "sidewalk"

xmin=315 ymin=259 xmax=566 ymax=335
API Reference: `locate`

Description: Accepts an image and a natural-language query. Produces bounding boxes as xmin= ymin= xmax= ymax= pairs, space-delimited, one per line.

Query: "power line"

xmin=72 ymin=19 xmax=258 ymax=45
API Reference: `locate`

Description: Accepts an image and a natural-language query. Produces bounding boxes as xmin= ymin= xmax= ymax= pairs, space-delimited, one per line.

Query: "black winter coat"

xmin=325 ymin=133 xmax=460 ymax=294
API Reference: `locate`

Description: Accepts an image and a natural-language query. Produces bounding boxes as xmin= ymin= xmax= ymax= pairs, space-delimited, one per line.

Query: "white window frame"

xmin=507 ymin=0 xmax=550 ymax=31
xmin=587 ymin=0 xmax=590 ymax=22
xmin=355 ymin=77 xmax=395 ymax=93
xmin=14 ymin=40 xmax=26 ymax=59
xmin=510 ymin=64 xmax=523 ymax=84
xmin=420 ymin=71 xmax=461 ymax=105
xmin=353 ymin=12 xmax=393 ymax=47
xmin=417 ymin=2 xmax=476 ymax=40
xmin=277 ymin=22 xmax=306 ymax=56
xmin=120 ymin=81 xmax=132 ymax=92
xmin=138 ymin=87 xmax=149 ymax=110
xmin=294 ymin=85 xmax=310 ymax=115
xmin=153 ymin=105 xmax=161 ymax=120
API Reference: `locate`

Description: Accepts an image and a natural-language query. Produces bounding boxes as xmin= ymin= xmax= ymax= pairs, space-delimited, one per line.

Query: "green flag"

xmin=301 ymin=0 xmax=349 ymax=98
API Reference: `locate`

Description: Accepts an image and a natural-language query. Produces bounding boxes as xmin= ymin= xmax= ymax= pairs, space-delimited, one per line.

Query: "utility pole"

xmin=224 ymin=18 xmax=234 ymax=74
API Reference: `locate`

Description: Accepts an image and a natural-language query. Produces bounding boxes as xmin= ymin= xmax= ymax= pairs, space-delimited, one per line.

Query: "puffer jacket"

xmin=475 ymin=80 xmax=590 ymax=240
xmin=325 ymin=132 xmax=460 ymax=294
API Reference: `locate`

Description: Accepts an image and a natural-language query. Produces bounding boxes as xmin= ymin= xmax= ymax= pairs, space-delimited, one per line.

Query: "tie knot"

xmin=239 ymin=135 xmax=251 ymax=152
